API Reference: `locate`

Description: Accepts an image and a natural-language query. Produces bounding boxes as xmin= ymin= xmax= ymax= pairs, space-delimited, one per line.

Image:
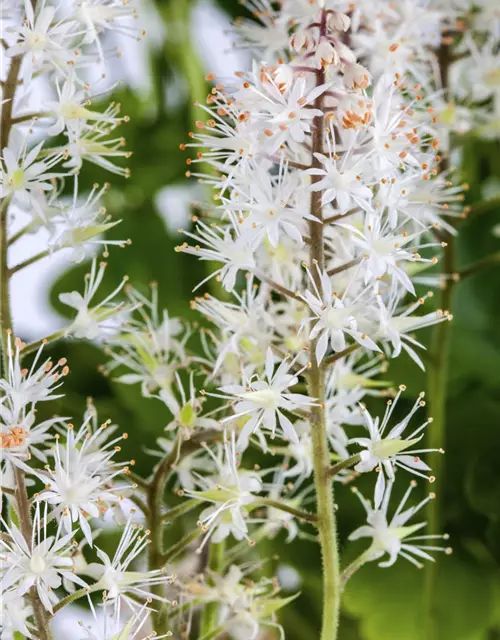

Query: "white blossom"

xmin=349 ymin=481 xmax=452 ymax=568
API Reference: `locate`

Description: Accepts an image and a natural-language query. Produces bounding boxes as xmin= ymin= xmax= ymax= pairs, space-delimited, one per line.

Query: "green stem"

xmin=8 ymin=221 xmax=36 ymax=246
xmin=0 ymin=197 xmax=12 ymax=374
xmin=146 ymin=443 xmax=175 ymax=635
xmin=424 ymin=41 xmax=454 ymax=640
xmin=161 ymin=498 xmax=201 ymax=523
xmin=1 ymin=25 xmax=53 ymax=638
xmin=307 ymin=15 xmax=341 ymax=639
xmin=20 ymin=329 xmax=68 ymax=359
xmin=328 ymin=454 xmax=362 ymax=478
xmin=51 ymin=587 xmax=91 ymax=615
xmin=10 ymin=248 xmax=51 ymax=274
xmin=199 ymin=541 xmax=225 ymax=637
xmin=162 ymin=528 xmax=203 ymax=564
xmin=251 ymin=497 xmax=318 ymax=524
xmin=13 ymin=467 xmax=54 ymax=640
xmin=340 ymin=549 xmax=372 ymax=588
xmin=457 ymin=251 xmax=500 ymax=279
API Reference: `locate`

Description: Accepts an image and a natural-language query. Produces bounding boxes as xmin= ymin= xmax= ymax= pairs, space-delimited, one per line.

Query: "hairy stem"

xmin=1 ymin=26 xmax=53 ymax=637
xmin=252 ymin=497 xmax=318 ymax=524
xmin=13 ymin=467 xmax=53 ymax=640
xmin=307 ymin=12 xmax=341 ymax=639
xmin=199 ymin=541 xmax=225 ymax=636
xmin=340 ymin=549 xmax=372 ymax=588
xmin=424 ymin=41 xmax=454 ymax=640
xmin=147 ymin=446 xmax=174 ymax=635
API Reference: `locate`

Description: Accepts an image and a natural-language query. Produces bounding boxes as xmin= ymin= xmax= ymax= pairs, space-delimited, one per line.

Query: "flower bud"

xmin=290 ymin=28 xmax=315 ymax=53
xmin=328 ymin=11 xmax=351 ymax=32
xmin=343 ymin=63 xmax=372 ymax=90
xmin=315 ymin=40 xmax=339 ymax=68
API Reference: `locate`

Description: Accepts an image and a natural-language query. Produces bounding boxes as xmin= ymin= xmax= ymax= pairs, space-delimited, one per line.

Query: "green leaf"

xmin=343 ymin=558 xmax=495 ymax=640
xmin=257 ymin=592 xmax=301 ymax=618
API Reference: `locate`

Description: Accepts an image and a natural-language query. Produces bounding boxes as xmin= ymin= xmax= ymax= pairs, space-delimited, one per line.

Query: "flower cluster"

xmin=0 ymin=0 xmax=139 ymax=266
xmin=2 ymin=1 xmax=497 ymax=639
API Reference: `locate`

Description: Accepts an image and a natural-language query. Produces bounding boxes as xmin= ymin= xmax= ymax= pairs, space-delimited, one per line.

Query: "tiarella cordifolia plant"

xmin=1 ymin=1 xmax=500 ymax=640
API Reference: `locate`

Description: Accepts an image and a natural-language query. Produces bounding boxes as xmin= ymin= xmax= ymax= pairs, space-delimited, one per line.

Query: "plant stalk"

xmin=307 ymin=12 xmax=341 ymax=639
xmin=424 ymin=40 xmax=454 ymax=640
xmin=1 ymin=23 xmax=53 ymax=638
xmin=13 ymin=467 xmax=54 ymax=640
xmin=199 ymin=541 xmax=225 ymax=636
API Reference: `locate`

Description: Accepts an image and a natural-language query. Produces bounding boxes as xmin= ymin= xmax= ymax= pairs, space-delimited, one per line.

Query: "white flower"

xmin=6 ymin=0 xmax=77 ymax=84
xmin=262 ymin=77 xmax=326 ymax=145
xmin=233 ymin=7 xmax=290 ymax=59
xmin=194 ymin=282 xmax=273 ymax=374
xmin=0 ymin=333 xmax=69 ymax=424
xmin=61 ymin=128 xmax=131 ymax=176
xmin=216 ymin=348 xmax=315 ymax=449
xmin=0 ymin=502 xmax=86 ymax=613
xmin=0 ymin=139 xmax=63 ymax=209
xmin=163 ymin=372 xmax=219 ymax=439
xmin=306 ymin=152 xmax=373 ymax=210
xmin=0 ymin=594 xmax=34 ymax=639
xmin=77 ymin=600 xmax=169 ymax=640
xmin=34 ymin=419 xmax=130 ymax=545
xmin=300 ymin=265 xmax=380 ymax=364
xmin=51 ymin=183 xmax=129 ymax=263
xmin=87 ymin=518 xmax=174 ymax=608
xmin=75 ymin=0 xmax=139 ymax=46
xmin=186 ymin=435 xmax=262 ymax=550
xmin=349 ymin=481 xmax=451 ymax=568
xmin=375 ymin=292 xmax=451 ymax=370
xmin=104 ymin=286 xmax=187 ymax=397
xmin=45 ymin=74 xmax=123 ymax=137
xmin=229 ymin=163 xmax=319 ymax=248
xmin=59 ymin=258 xmax=130 ymax=339
xmin=349 ymin=216 xmax=440 ymax=294
xmin=177 ymin=219 xmax=257 ymax=292
xmin=350 ymin=387 xmax=442 ymax=505
xmin=0 ymin=412 xmax=65 ymax=464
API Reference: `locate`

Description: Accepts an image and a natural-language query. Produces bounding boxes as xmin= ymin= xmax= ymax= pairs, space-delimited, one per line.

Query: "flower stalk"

xmin=424 ymin=41 xmax=454 ymax=640
xmin=307 ymin=27 xmax=341 ymax=636
xmin=1 ymin=28 xmax=53 ymax=639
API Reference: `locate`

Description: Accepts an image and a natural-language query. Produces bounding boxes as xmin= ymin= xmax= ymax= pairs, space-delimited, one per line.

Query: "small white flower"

xmin=177 ymin=219 xmax=257 ymax=292
xmin=104 ymin=286 xmax=188 ymax=398
xmin=186 ymin=435 xmax=262 ymax=550
xmin=0 ymin=502 xmax=86 ymax=613
xmin=87 ymin=518 xmax=174 ymax=609
xmin=51 ymin=182 xmax=128 ymax=262
xmin=306 ymin=152 xmax=373 ymax=210
xmin=6 ymin=0 xmax=77 ymax=84
xmin=300 ymin=265 xmax=380 ymax=364
xmin=349 ymin=481 xmax=451 ymax=568
xmin=45 ymin=74 xmax=123 ymax=137
xmin=350 ymin=387 xmax=442 ymax=506
xmin=0 ymin=139 xmax=63 ymax=208
xmin=216 ymin=348 xmax=314 ymax=449
xmin=59 ymin=258 xmax=130 ymax=339
xmin=34 ymin=419 xmax=130 ymax=545
xmin=0 ymin=333 xmax=69 ymax=425
xmin=163 ymin=372 xmax=219 ymax=439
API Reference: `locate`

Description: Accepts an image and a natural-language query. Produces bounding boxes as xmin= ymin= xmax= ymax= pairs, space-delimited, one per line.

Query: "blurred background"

xmin=14 ymin=1 xmax=500 ymax=638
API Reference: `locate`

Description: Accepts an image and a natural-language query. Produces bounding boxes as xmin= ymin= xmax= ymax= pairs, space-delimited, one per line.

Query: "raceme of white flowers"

xmin=1 ymin=1 xmax=497 ymax=639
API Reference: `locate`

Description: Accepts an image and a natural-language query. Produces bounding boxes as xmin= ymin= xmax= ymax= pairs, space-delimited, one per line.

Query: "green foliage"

xmin=343 ymin=559 xmax=497 ymax=640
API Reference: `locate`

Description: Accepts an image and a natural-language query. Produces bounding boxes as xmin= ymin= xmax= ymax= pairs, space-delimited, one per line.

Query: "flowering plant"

xmin=1 ymin=1 xmax=499 ymax=639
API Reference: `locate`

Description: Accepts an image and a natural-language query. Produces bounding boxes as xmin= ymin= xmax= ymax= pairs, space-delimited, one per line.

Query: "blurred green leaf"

xmin=343 ymin=558 xmax=496 ymax=640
